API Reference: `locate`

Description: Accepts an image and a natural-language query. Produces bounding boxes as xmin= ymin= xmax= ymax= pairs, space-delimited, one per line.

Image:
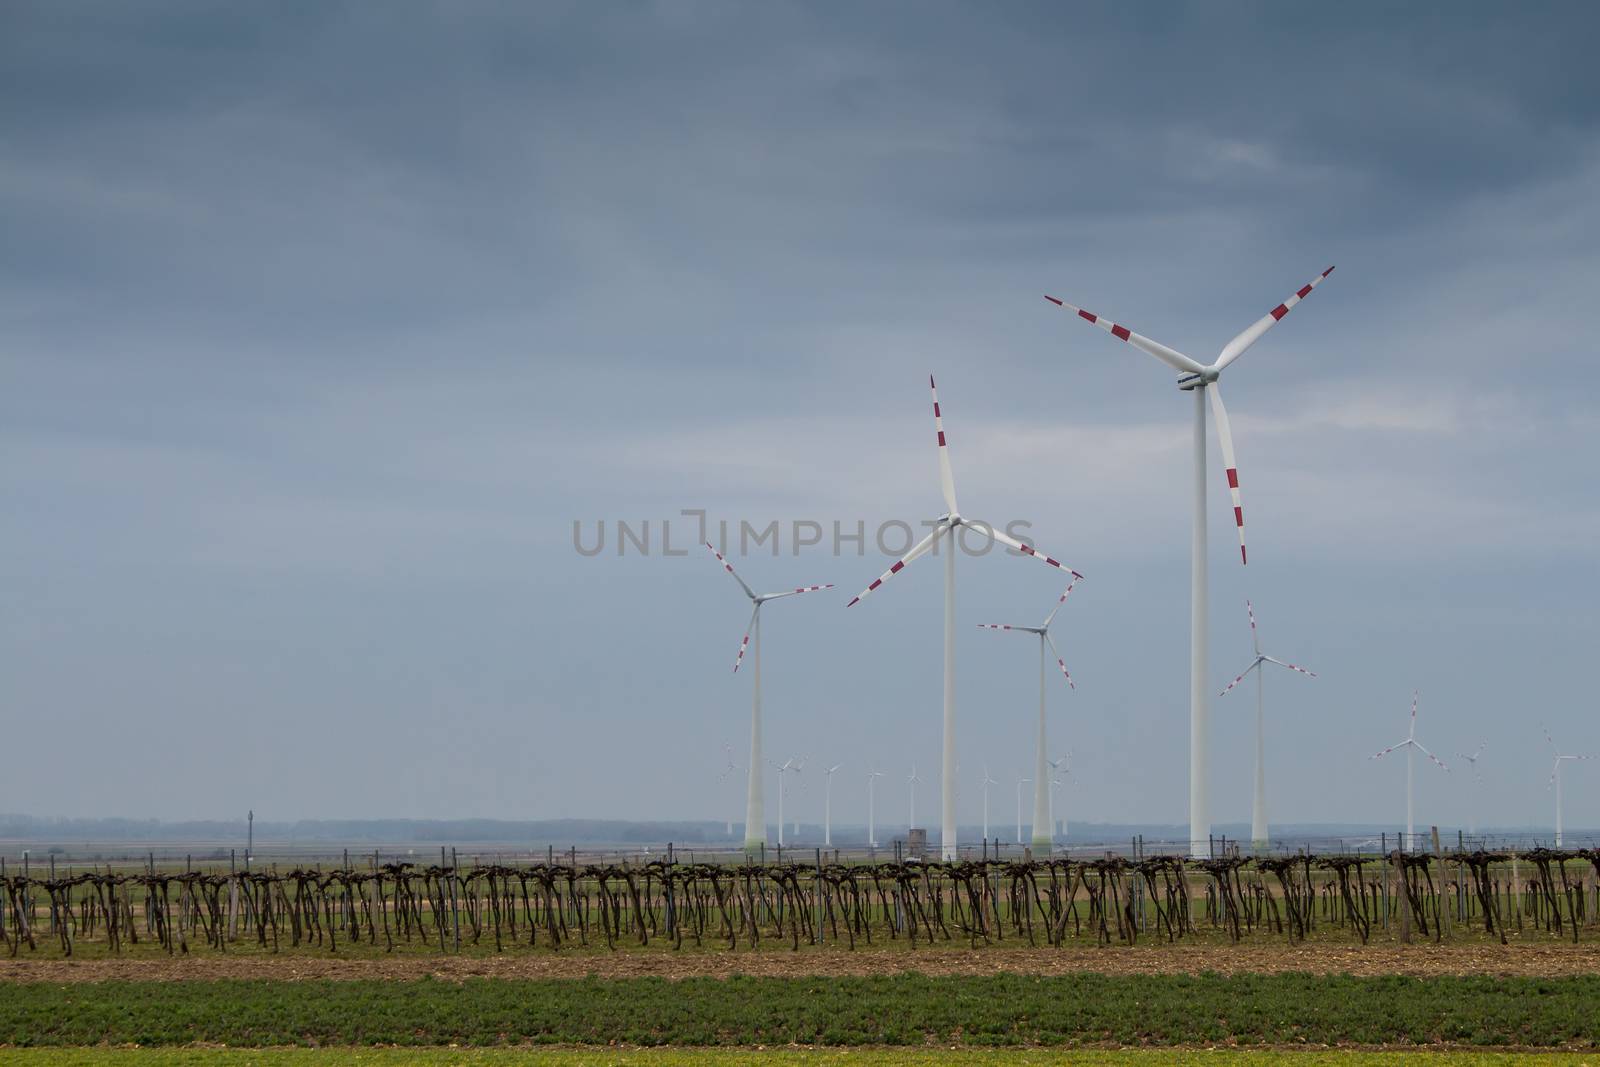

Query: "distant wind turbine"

xmin=980 ymin=765 xmax=998 ymax=843
xmin=1455 ymin=742 xmax=1486 ymax=837
xmin=823 ymin=764 xmax=842 ymax=847
xmin=979 ymin=579 xmax=1080 ymax=849
xmin=1544 ymin=727 xmax=1593 ymax=848
xmin=907 ymin=764 xmax=922 ymax=831
xmin=1015 ymin=776 xmax=1031 ymax=845
xmin=1047 ymin=754 xmax=1069 ymax=845
xmin=773 ymin=757 xmax=806 ymax=847
xmin=704 ymin=543 xmax=830 ymax=852
xmin=846 ymin=376 xmax=1081 ymax=860
xmin=1218 ymin=600 xmax=1316 ymax=850
xmin=1047 ymin=266 xmax=1335 ymax=856
xmin=1370 ymin=691 xmax=1448 ymax=850
xmin=719 ymin=743 xmax=742 ymax=837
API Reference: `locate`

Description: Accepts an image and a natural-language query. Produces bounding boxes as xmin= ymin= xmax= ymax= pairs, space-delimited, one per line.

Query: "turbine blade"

xmin=1369 ymin=742 xmax=1405 ymax=761
xmin=1213 ymin=266 xmax=1336 ymax=372
xmin=1218 ymin=657 xmax=1263 ymax=697
xmin=1247 ymin=600 xmax=1260 ymax=657
xmin=930 ymin=375 xmax=959 ymax=516
xmin=979 ymin=522 xmax=1084 ymax=579
xmin=705 ymin=542 xmax=757 ymax=600
xmin=1410 ymin=691 xmax=1418 ymax=740
xmin=1043 ymin=295 xmax=1207 ymax=376
xmin=846 ymin=522 xmax=946 ymax=608
xmin=1413 ymin=741 xmax=1449 ymax=771
xmin=1263 ymin=655 xmax=1317 ymax=678
xmin=761 ymin=583 xmax=835 ymax=601
xmin=976 ymin=623 xmax=1029 ymax=633
xmin=1042 ymin=577 xmax=1081 ymax=629
xmin=731 ymin=603 xmax=760 ymax=673
xmin=1208 ymin=382 xmax=1247 ymax=565
xmin=1044 ymin=631 xmax=1074 ymax=690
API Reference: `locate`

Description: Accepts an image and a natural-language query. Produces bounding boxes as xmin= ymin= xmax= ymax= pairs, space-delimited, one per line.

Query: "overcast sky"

xmin=3 ymin=1 xmax=1598 ymax=837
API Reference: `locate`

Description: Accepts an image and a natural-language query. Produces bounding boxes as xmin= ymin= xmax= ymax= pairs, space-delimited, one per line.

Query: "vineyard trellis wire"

xmin=3 ymin=848 xmax=1600 ymax=957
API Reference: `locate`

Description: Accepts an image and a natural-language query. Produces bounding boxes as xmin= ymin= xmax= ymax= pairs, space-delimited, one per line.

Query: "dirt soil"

xmin=5 ymin=940 xmax=1600 ymax=982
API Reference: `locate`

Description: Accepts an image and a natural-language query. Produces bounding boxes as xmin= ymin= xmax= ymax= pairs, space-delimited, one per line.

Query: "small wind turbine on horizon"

xmin=1218 ymin=600 xmax=1316 ymax=851
xmin=704 ymin=544 xmax=831 ymax=852
xmin=1455 ymin=742 xmax=1487 ymax=837
xmin=719 ymin=743 xmax=742 ymax=838
xmin=1047 ymin=267 xmax=1335 ymax=857
xmin=866 ymin=769 xmax=884 ymax=848
xmin=980 ymin=765 xmax=998 ymax=842
xmin=823 ymin=764 xmax=842 ymax=847
xmin=907 ymin=764 xmax=922 ymax=832
xmin=1047 ymin=754 xmax=1069 ymax=845
xmin=979 ymin=579 xmax=1080 ymax=850
xmin=773 ymin=756 xmax=806 ymax=847
xmin=1015 ymin=775 xmax=1031 ymax=845
xmin=846 ymin=376 xmax=1081 ymax=860
xmin=1544 ymin=727 xmax=1593 ymax=848
xmin=1370 ymin=691 xmax=1448 ymax=850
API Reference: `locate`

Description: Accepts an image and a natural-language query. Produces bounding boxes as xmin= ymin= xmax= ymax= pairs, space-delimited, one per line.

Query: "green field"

xmin=4 ymin=974 xmax=1600 ymax=1049
xmin=4 ymin=1050 xmax=1599 ymax=1065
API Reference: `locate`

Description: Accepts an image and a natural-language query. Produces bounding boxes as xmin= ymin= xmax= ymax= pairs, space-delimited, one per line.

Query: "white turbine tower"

xmin=978 ymin=579 xmax=1080 ymax=850
xmin=907 ymin=764 xmax=921 ymax=832
xmin=1544 ymin=728 xmax=1593 ymax=848
xmin=704 ymin=543 xmax=831 ymax=852
xmin=1218 ymin=601 xmax=1316 ymax=851
xmin=1455 ymin=742 xmax=1486 ymax=837
xmin=1370 ymin=691 xmax=1448 ymax=850
xmin=979 ymin=765 xmax=999 ymax=842
xmin=823 ymin=764 xmax=842 ymax=847
xmin=847 ymin=376 xmax=1081 ymax=861
xmin=867 ymin=769 xmax=884 ymax=848
xmin=1047 ymin=267 xmax=1335 ymax=857
xmin=1015 ymin=776 xmax=1031 ymax=845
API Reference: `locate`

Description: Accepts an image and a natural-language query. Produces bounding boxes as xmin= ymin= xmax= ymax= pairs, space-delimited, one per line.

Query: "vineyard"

xmin=6 ymin=848 xmax=1600 ymax=958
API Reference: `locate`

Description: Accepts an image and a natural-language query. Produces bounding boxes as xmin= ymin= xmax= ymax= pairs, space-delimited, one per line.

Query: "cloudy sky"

xmin=4 ymin=1 xmax=1598 ymax=837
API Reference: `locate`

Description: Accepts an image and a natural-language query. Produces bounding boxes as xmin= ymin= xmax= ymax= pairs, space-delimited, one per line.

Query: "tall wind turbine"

xmin=1455 ymin=742 xmax=1486 ymax=837
xmin=907 ymin=764 xmax=921 ymax=831
xmin=1047 ymin=267 xmax=1335 ymax=857
xmin=979 ymin=765 xmax=999 ymax=842
xmin=823 ymin=764 xmax=842 ymax=847
xmin=979 ymin=579 xmax=1080 ymax=849
xmin=1544 ymin=728 xmax=1593 ymax=848
xmin=1015 ymin=775 xmax=1031 ymax=845
xmin=847 ymin=376 xmax=1081 ymax=860
xmin=867 ymin=769 xmax=884 ymax=848
xmin=1370 ymin=691 xmax=1448 ymax=850
xmin=704 ymin=543 xmax=831 ymax=852
xmin=1218 ymin=601 xmax=1316 ymax=850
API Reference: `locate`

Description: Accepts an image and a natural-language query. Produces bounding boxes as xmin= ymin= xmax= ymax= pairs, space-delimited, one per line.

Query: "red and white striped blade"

xmin=1413 ymin=740 xmax=1449 ymax=771
xmin=1043 ymin=295 xmax=1208 ymax=377
xmin=981 ymin=522 xmax=1084 ymax=580
xmin=976 ymin=623 xmax=1023 ymax=632
xmin=705 ymin=542 xmax=757 ymax=600
xmin=1370 ymin=739 xmax=1407 ymax=761
xmin=1219 ymin=657 xmax=1263 ymax=697
xmin=762 ymin=583 xmax=835 ymax=601
xmin=1042 ymin=577 xmax=1080 ymax=629
xmin=929 ymin=375 xmax=959 ymax=517
xmin=1410 ymin=691 xmax=1419 ymax=740
xmin=845 ymin=522 xmax=945 ymax=608
xmin=1208 ymin=383 xmax=1247 ymax=565
xmin=731 ymin=603 xmax=760 ymax=673
xmin=1044 ymin=631 xmax=1074 ymax=690
xmin=1246 ymin=600 xmax=1260 ymax=656
xmin=1213 ymin=266 xmax=1336 ymax=372
xmin=1263 ymin=655 xmax=1316 ymax=678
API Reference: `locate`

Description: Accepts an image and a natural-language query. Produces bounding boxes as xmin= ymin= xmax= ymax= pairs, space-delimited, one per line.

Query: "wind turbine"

xmin=847 ymin=376 xmax=1081 ymax=861
xmin=823 ymin=764 xmax=842 ymax=846
xmin=704 ymin=543 xmax=831 ymax=852
xmin=1455 ymin=742 xmax=1486 ymax=837
xmin=1015 ymin=776 xmax=1031 ymax=845
xmin=979 ymin=765 xmax=999 ymax=842
xmin=978 ymin=579 xmax=1080 ymax=849
xmin=907 ymin=764 xmax=921 ymax=831
xmin=1218 ymin=600 xmax=1316 ymax=851
xmin=773 ymin=757 xmax=806 ymax=847
xmin=1047 ymin=267 xmax=1335 ymax=857
xmin=1046 ymin=754 xmax=1069 ymax=845
xmin=867 ymin=769 xmax=884 ymax=847
xmin=1370 ymin=691 xmax=1448 ymax=850
xmin=1544 ymin=728 xmax=1593 ymax=848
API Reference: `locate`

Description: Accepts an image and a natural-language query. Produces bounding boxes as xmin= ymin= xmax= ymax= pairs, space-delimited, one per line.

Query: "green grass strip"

xmin=3 ymin=974 xmax=1600 ymax=1048
xmin=1 ymin=1050 xmax=1595 ymax=1066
